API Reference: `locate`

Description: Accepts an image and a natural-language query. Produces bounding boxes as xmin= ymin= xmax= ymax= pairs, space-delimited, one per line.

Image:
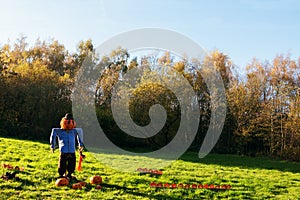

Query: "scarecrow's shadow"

xmin=19 ymin=177 xmax=36 ymax=186
xmin=0 ymin=176 xmax=35 ymax=187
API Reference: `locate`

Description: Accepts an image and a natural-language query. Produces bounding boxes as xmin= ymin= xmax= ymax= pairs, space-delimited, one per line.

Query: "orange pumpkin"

xmin=60 ymin=118 xmax=76 ymax=130
xmin=90 ymin=175 xmax=102 ymax=185
xmin=95 ymin=185 xmax=102 ymax=190
xmin=78 ymin=181 xmax=87 ymax=187
xmin=150 ymin=182 xmax=157 ymax=187
xmin=55 ymin=178 xmax=69 ymax=186
xmin=72 ymin=183 xmax=82 ymax=189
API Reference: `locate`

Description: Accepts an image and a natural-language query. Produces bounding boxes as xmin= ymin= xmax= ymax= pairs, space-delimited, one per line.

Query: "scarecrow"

xmin=50 ymin=113 xmax=84 ymax=180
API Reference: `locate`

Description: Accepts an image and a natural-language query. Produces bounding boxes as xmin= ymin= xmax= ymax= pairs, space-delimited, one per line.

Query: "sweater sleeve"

xmin=50 ymin=128 xmax=57 ymax=149
xmin=75 ymin=128 xmax=84 ymax=147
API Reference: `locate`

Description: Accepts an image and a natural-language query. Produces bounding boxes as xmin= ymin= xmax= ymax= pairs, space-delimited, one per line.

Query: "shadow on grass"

xmin=180 ymin=151 xmax=300 ymax=173
xmin=19 ymin=177 xmax=36 ymax=186
xmin=0 ymin=176 xmax=36 ymax=188
xmin=101 ymin=183 xmax=185 ymax=200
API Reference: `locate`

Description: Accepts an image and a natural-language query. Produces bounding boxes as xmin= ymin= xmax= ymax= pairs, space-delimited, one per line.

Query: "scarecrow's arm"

xmin=75 ymin=128 xmax=84 ymax=151
xmin=50 ymin=128 xmax=58 ymax=149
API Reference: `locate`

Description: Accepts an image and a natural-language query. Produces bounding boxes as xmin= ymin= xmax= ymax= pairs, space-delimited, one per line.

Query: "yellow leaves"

xmin=158 ymin=51 xmax=172 ymax=66
xmin=268 ymin=54 xmax=296 ymax=84
xmin=109 ymin=46 xmax=129 ymax=63
xmin=174 ymin=61 xmax=185 ymax=73
xmin=11 ymin=61 xmax=68 ymax=87
xmin=59 ymin=73 xmax=71 ymax=83
xmin=15 ymin=63 xmax=52 ymax=77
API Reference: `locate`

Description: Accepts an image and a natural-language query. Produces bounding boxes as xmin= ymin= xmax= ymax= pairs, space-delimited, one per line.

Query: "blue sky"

xmin=1 ymin=0 xmax=300 ymax=71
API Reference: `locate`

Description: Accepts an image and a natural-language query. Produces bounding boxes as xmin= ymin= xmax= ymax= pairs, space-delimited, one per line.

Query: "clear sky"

xmin=1 ymin=0 xmax=300 ymax=71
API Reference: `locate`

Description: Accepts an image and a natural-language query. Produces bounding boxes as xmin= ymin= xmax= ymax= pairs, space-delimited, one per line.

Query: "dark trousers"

xmin=58 ymin=153 xmax=76 ymax=177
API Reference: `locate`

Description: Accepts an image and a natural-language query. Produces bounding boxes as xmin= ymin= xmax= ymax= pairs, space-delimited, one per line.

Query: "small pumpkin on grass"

xmin=90 ymin=175 xmax=102 ymax=185
xmin=95 ymin=185 xmax=102 ymax=190
xmin=150 ymin=182 xmax=157 ymax=187
xmin=72 ymin=183 xmax=82 ymax=190
xmin=55 ymin=178 xmax=69 ymax=186
xmin=78 ymin=181 xmax=87 ymax=187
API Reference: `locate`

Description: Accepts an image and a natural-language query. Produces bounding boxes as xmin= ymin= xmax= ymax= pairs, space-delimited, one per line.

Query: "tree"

xmin=77 ymin=39 xmax=94 ymax=66
xmin=0 ymin=37 xmax=75 ymax=140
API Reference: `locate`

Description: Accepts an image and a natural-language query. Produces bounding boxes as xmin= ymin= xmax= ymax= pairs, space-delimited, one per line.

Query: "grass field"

xmin=1 ymin=137 xmax=300 ymax=199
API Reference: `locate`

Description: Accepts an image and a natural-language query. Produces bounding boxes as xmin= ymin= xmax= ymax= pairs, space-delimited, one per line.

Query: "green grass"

xmin=1 ymin=137 xmax=300 ymax=199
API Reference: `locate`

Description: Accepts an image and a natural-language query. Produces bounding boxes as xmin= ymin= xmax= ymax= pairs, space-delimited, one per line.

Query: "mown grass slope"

xmin=1 ymin=137 xmax=300 ymax=199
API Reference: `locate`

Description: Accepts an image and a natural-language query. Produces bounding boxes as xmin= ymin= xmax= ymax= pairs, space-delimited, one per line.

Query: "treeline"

xmin=1 ymin=37 xmax=300 ymax=161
